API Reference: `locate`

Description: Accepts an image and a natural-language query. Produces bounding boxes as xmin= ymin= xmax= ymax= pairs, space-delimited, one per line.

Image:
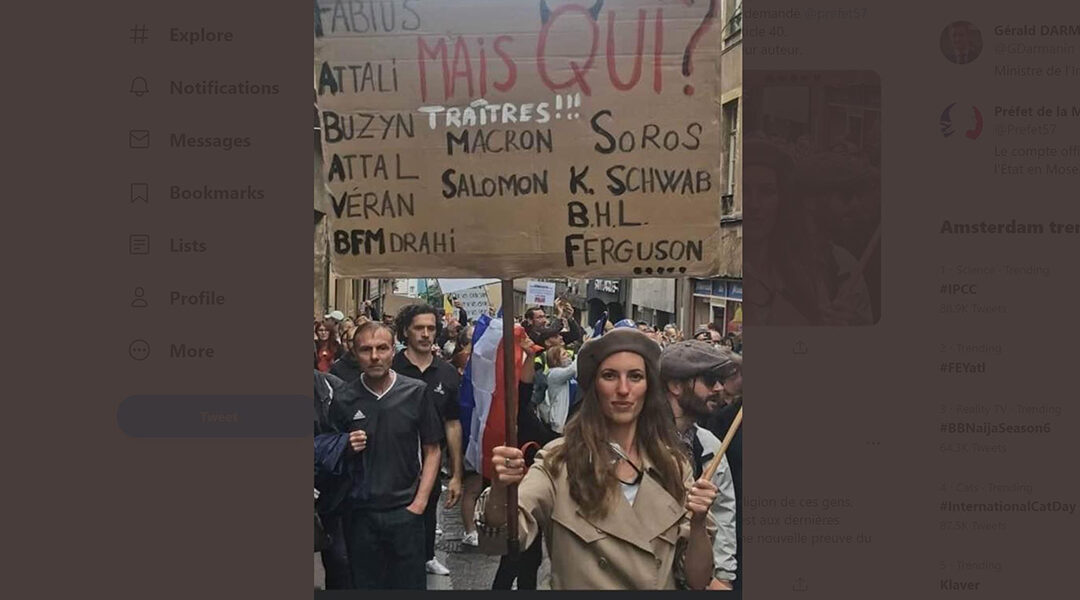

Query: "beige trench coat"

xmin=514 ymin=438 xmax=708 ymax=590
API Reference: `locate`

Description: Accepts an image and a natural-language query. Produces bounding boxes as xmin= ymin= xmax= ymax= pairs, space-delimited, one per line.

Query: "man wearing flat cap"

xmin=660 ymin=341 xmax=739 ymax=590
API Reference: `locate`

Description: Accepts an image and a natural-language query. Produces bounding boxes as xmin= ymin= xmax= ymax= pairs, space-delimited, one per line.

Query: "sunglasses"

xmin=698 ymin=367 xmax=731 ymax=388
xmin=607 ymin=442 xmax=644 ymax=486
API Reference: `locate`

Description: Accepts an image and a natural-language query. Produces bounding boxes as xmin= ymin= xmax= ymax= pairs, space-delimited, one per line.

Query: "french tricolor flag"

xmin=461 ymin=314 xmax=525 ymax=479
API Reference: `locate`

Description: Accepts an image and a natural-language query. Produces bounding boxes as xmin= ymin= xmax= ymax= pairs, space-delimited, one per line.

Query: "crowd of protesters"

xmin=314 ymin=297 xmax=744 ymax=591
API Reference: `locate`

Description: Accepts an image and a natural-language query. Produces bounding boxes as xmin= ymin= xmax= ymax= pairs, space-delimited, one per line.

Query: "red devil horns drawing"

xmin=540 ymin=0 xmax=605 ymax=24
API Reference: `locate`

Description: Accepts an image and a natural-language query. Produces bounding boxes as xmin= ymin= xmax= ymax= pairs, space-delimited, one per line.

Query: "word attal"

xmin=325 ymin=153 xmax=418 ymax=182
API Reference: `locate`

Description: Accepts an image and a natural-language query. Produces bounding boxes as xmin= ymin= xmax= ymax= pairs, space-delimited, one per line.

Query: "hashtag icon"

xmin=130 ymin=25 xmax=149 ymax=44
xmin=940 ymin=423 xmax=949 ymax=434
xmin=940 ymin=362 xmax=949 ymax=374
xmin=940 ymin=501 xmax=949 ymax=512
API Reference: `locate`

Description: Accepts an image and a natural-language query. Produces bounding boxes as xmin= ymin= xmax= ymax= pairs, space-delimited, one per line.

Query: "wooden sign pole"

xmin=702 ymin=407 xmax=743 ymax=481
xmin=501 ymin=279 xmax=520 ymax=560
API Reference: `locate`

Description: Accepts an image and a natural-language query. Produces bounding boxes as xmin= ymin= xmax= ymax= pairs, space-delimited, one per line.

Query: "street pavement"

xmin=315 ymin=492 xmax=550 ymax=590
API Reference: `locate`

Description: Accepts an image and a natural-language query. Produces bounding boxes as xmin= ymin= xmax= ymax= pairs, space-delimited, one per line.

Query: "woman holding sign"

xmin=480 ymin=328 xmax=719 ymax=590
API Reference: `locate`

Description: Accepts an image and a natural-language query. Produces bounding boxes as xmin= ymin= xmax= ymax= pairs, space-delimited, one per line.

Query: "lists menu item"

xmin=315 ymin=0 xmax=723 ymax=278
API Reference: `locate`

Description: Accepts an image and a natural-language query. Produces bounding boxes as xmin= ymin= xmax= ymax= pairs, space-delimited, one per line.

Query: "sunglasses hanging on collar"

xmin=607 ymin=442 xmax=644 ymax=486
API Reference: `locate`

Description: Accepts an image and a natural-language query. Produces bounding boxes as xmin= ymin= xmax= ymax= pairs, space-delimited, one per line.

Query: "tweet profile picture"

xmin=940 ymin=102 xmax=983 ymax=141
xmin=940 ymin=21 xmax=982 ymax=65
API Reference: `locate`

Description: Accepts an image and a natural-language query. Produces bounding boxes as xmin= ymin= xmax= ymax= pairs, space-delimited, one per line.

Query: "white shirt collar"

xmin=360 ymin=370 xmax=397 ymax=400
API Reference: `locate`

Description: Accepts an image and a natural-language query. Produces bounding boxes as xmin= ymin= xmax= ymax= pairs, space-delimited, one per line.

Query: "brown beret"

xmin=576 ymin=328 xmax=661 ymax=391
xmin=660 ymin=340 xmax=736 ymax=381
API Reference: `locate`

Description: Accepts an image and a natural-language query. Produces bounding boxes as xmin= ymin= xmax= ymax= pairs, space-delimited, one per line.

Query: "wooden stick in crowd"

xmin=701 ymin=407 xmax=743 ymax=481
xmin=500 ymin=279 xmax=521 ymax=560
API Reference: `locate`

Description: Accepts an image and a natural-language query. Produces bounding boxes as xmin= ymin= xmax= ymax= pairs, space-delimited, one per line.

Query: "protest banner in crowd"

xmin=315 ymin=0 xmax=722 ymax=278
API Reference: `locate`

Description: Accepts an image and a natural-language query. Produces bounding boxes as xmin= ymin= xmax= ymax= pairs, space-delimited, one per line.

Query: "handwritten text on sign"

xmin=315 ymin=0 xmax=722 ymax=278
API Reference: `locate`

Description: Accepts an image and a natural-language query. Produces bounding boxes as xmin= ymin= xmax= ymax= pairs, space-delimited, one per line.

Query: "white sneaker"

xmin=426 ymin=558 xmax=451 ymax=575
xmin=461 ymin=531 xmax=479 ymax=547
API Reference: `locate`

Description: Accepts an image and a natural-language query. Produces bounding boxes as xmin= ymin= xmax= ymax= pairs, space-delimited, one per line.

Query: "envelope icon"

xmin=129 ymin=129 xmax=150 ymax=149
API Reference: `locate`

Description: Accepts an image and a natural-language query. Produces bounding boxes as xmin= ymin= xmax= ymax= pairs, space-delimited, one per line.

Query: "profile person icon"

xmin=941 ymin=21 xmax=982 ymax=65
xmin=131 ymin=287 xmax=149 ymax=308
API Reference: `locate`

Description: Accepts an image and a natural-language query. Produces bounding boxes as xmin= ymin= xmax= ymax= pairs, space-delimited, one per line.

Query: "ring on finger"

xmin=504 ymin=457 xmax=513 ymax=468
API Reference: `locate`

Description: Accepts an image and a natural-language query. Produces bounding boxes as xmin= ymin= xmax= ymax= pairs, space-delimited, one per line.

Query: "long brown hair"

xmin=545 ymin=353 xmax=687 ymax=519
xmin=315 ymin=320 xmax=340 ymax=354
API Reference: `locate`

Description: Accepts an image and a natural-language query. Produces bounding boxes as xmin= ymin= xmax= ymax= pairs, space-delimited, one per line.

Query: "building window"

xmin=725 ymin=0 xmax=742 ymax=41
xmin=722 ymin=99 xmax=739 ymax=214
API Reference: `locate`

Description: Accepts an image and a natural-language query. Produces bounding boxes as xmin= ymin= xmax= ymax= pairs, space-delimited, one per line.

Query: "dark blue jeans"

xmin=424 ymin=474 xmax=442 ymax=561
xmin=345 ymin=505 xmax=426 ymax=589
xmin=319 ymin=513 xmax=352 ymax=589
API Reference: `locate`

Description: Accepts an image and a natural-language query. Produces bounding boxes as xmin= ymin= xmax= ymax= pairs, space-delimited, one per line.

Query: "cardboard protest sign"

xmin=455 ymin=286 xmax=494 ymax=321
xmin=485 ymin=282 xmax=502 ymax=311
xmin=315 ymin=0 xmax=722 ymax=278
xmin=382 ymin=293 xmax=424 ymax=316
